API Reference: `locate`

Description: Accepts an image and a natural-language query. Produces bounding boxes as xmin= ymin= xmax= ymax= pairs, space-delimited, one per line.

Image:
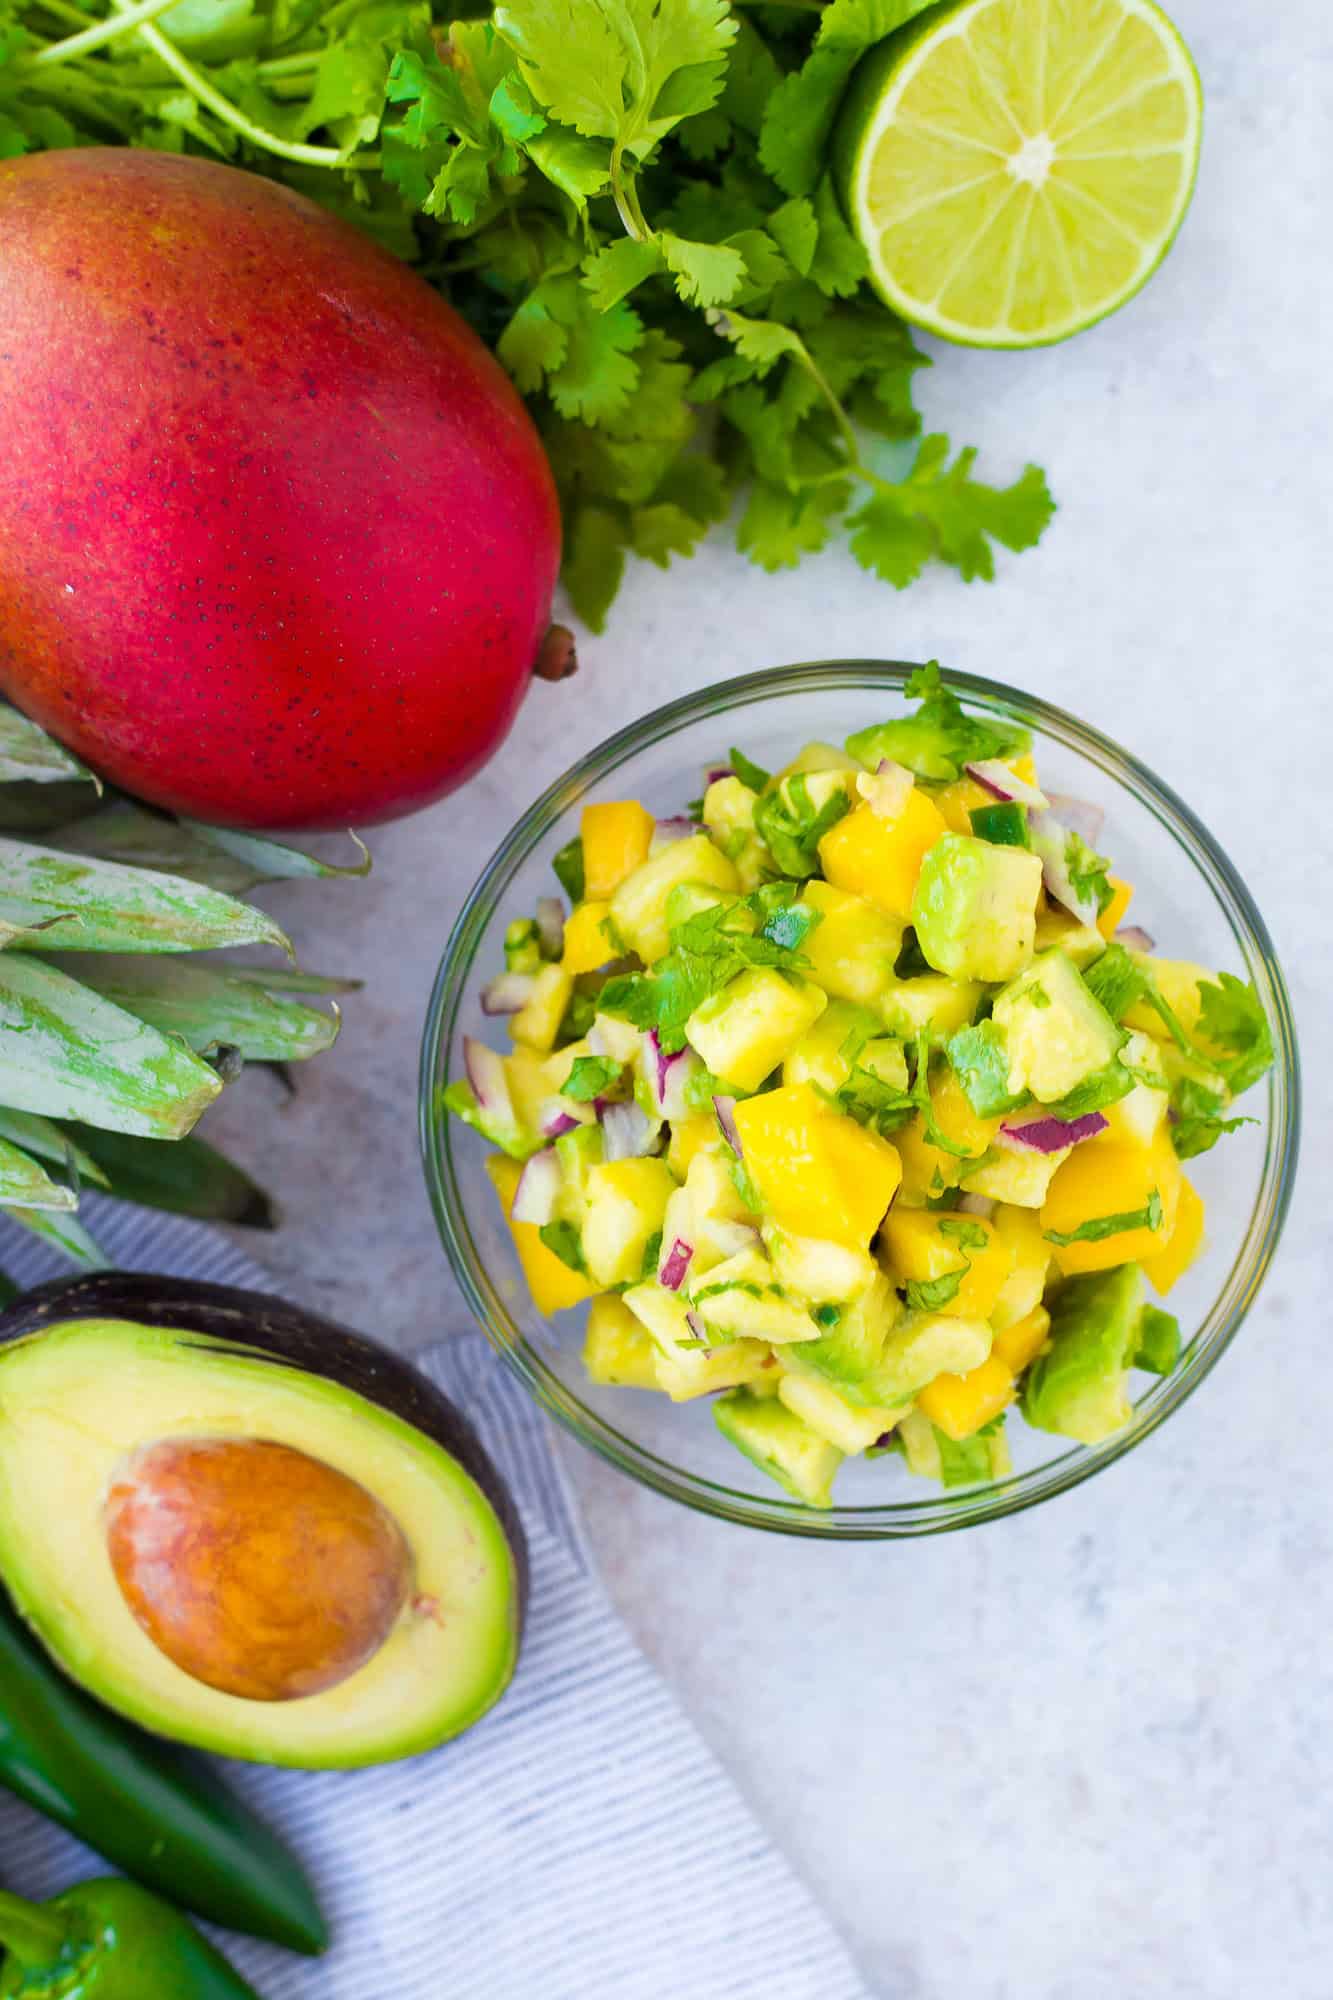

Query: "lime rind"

xmin=840 ymin=0 xmax=1204 ymax=349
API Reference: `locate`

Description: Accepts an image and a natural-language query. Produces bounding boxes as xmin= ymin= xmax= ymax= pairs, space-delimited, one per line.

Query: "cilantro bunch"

xmin=0 ymin=0 xmax=1055 ymax=627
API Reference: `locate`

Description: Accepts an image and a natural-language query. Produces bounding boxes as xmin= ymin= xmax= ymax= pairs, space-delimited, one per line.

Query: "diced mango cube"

xmin=989 ymin=1203 xmax=1052 ymax=1329
xmin=666 ymin=1114 xmax=718 ymax=1179
xmin=1040 ymin=1128 xmax=1182 ymax=1276
xmin=1141 ymin=1175 xmax=1205 ymax=1296
xmin=1097 ymin=876 xmax=1134 ymax=940
xmin=1124 ymin=958 xmax=1212 ymax=1043
xmin=561 ymin=900 xmax=614 ymax=975
xmin=581 ymin=800 xmax=655 ymax=900
xmin=733 ymin=1083 xmax=901 ymax=1251
xmin=878 ymin=1208 xmax=1015 ymax=1319
xmin=991 ymin=1303 xmax=1051 ymax=1374
xmin=486 ymin=1155 xmax=597 ymax=1315
xmin=583 ymin=1294 xmax=661 ymax=1389
xmin=917 ymin=1354 xmax=1016 ymax=1440
xmin=931 ymin=775 xmax=995 ymax=835
xmin=818 ymin=789 xmax=949 ymax=919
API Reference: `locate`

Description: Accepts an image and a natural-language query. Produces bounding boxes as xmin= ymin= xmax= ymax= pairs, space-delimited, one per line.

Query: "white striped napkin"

xmin=0 ymin=1201 xmax=869 ymax=2000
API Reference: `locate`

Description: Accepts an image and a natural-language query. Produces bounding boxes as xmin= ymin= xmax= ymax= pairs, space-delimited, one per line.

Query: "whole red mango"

xmin=0 ymin=149 xmax=563 ymax=829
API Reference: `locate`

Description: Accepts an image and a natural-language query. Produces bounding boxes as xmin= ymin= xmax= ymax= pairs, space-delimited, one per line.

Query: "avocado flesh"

xmin=0 ymin=1314 xmax=521 ymax=1769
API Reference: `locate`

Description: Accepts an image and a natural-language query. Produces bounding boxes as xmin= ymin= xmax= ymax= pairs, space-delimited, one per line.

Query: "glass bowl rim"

xmin=419 ymin=660 xmax=1301 ymax=1540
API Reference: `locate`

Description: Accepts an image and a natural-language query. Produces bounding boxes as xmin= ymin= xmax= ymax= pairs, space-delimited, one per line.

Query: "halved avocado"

xmin=0 ymin=1273 xmax=526 ymax=1769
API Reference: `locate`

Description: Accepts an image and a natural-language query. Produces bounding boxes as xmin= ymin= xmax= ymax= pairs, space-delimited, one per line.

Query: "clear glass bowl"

xmin=420 ymin=663 xmax=1300 ymax=1539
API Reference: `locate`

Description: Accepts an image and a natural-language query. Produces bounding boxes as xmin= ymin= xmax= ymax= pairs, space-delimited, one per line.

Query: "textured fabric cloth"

xmin=0 ymin=1201 xmax=869 ymax=2000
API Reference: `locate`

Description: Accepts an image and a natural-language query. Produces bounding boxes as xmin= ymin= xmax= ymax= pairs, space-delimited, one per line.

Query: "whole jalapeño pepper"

xmin=0 ymin=1879 xmax=265 ymax=1998
xmin=0 ymin=1595 xmax=326 ymax=1955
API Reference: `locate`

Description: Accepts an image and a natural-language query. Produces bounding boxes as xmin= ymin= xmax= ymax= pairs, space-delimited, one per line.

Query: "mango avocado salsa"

xmin=446 ymin=667 xmax=1274 ymax=1508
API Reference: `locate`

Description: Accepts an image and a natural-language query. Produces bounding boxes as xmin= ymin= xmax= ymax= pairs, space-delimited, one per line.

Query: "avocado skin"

xmin=0 ymin=1272 xmax=529 ymax=1628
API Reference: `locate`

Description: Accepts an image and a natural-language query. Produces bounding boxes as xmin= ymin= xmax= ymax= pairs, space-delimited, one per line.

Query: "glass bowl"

xmin=420 ymin=663 xmax=1300 ymax=1539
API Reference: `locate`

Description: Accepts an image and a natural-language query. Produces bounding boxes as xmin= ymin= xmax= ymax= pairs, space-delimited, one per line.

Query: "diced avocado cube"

xmin=782 ymin=1000 xmax=881 ymax=1093
xmin=896 ymin=1408 xmax=1011 ymax=1487
xmin=911 ymin=834 xmax=1043 ymax=983
xmin=714 ymin=1389 xmax=843 ymax=1506
xmin=583 ymin=1295 xmax=661 ymax=1390
xmin=773 ymin=741 xmax=864 ymax=782
xmin=1134 ymin=1303 xmax=1181 ymax=1376
xmin=1101 ymin=1031 xmax=1170 ymax=1147
xmin=1022 ymin=1264 xmax=1145 ymax=1443
xmin=859 ymin=1037 xmax=910 ymax=1093
xmin=686 ymin=969 xmax=826 ymax=1093
xmin=991 ymin=949 xmax=1126 ymax=1105
xmin=554 ymin=1123 xmax=604 ymax=1204
xmin=610 ymin=836 xmax=740 ymax=964
xmin=1034 ymin=905 xmax=1107 ymax=968
xmin=702 ymin=777 xmax=768 ymax=891
xmin=879 ymin=973 xmax=982 ymax=1040
xmin=799 ymin=880 xmax=903 ymax=1005
xmin=582 ymin=1159 xmax=677 ymax=1288
xmin=763 ymin=1227 xmax=877 ymax=1305
xmin=688 ymin=1247 xmax=818 ymax=1344
xmin=782 ymin=1271 xmax=900 ymax=1400
xmin=863 ymin=1311 xmax=992 ymax=1405
xmin=777 ymin=1370 xmax=909 ymax=1456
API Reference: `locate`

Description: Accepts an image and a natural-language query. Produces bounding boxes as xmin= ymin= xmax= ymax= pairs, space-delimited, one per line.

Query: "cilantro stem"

xmin=104 ymin=0 xmax=381 ymax=168
xmin=25 ymin=0 xmax=180 ymax=68
xmin=609 ymin=143 xmax=651 ymax=243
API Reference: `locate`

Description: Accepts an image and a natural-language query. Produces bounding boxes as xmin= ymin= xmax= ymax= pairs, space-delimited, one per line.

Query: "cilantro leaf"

xmin=600 ymin=896 xmax=809 ymax=1051
xmin=904 ymin=1267 xmax=966 ymax=1311
xmin=1066 ymin=829 xmax=1114 ymax=916
xmin=758 ymin=0 xmax=937 ymax=198
xmin=552 ymin=834 xmax=585 ymax=902
xmin=939 ymin=1216 xmax=989 ymax=1252
xmin=846 ymin=661 xmax=1032 ymax=781
xmin=753 ymin=773 xmax=851 ymax=877
xmin=540 ymin=1218 xmax=587 ymax=1272
xmin=947 ymin=1021 xmax=1030 ymax=1118
xmin=729 ymin=746 xmax=771 ymax=793
xmin=837 ymin=1064 xmax=915 ymax=1136
xmin=848 ymin=441 xmax=1055 ymax=591
xmin=1196 ymin=973 xmax=1274 ymax=1096
xmin=1044 ymin=1190 xmax=1164 ymax=1247
xmin=1169 ymin=1074 xmax=1254 ymax=1160
xmin=562 ymin=1055 xmax=623 ymax=1101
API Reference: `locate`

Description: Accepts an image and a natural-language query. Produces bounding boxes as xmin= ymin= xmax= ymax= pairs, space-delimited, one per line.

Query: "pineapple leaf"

xmin=1 ymin=1203 xmax=108 ymax=1270
xmin=0 ymin=782 xmax=104 ymax=835
xmin=64 ymin=957 xmax=342 ymax=1062
xmin=182 ymin=822 xmax=373 ymax=882
xmin=0 ymin=954 xmax=222 ymax=1138
xmin=0 ymin=1137 xmax=77 ymax=1212
xmin=0 ymin=1109 xmax=110 ymax=1188
xmin=61 ymin=1125 xmax=277 ymax=1229
xmin=225 ymin=966 xmax=363 ymax=995
xmin=0 ymin=837 xmax=291 ymax=956
xmin=0 ymin=705 xmax=99 ymax=788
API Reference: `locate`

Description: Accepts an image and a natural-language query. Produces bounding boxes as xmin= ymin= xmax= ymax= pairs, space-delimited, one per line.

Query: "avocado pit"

xmin=104 ymin=1438 xmax=412 ymax=1702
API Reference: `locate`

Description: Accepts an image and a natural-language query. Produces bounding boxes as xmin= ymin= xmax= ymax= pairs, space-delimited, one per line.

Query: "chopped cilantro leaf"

xmin=729 ymin=1157 xmax=764 ymax=1213
xmin=939 ymin=1216 xmax=989 ymax=1251
xmin=812 ymin=1302 xmax=841 ymax=1330
xmin=1196 ymin=973 xmax=1274 ymax=1095
xmin=910 ymin=1035 xmax=979 ymax=1159
xmin=1043 ymin=1060 xmax=1135 ymax=1121
xmin=640 ymin=1229 xmax=664 ymax=1279
xmin=601 ymin=896 xmax=811 ymax=1051
xmin=540 ymin=1219 xmax=587 ymax=1272
xmin=729 ymin=747 xmax=771 ymax=793
xmin=846 ymin=662 xmax=1031 ymax=782
xmin=947 ymin=1020 xmax=1029 ymax=1118
xmin=904 ymin=1268 xmax=966 ymax=1311
xmin=753 ymin=773 xmax=852 ymax=877
xmin=837 ymin=1065 xmax=915 ymax=1136
xmin=562 ymin=1054 xmax=623 ymax=1101
xmin=1065 ymin=830 xmax=1114 ymax=916
xmin=1044 ymin=1189 xmax=1163 ymax=1247
xmin=1169 ymin=1074 xmax=1255 ymax=1160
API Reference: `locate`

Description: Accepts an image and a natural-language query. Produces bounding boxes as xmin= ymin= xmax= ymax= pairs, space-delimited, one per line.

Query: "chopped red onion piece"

xmin=652 ymin=816 xmax=695 ymax=846
xmin=1044 ymin=793 xmax=1105 ymax=843
xmin=713 ymin=1095 xmax=742 ymax=1158
xmin=685 ymin=1308 xmax=708 ymax=1346
xmin=659 ymin=1238 xmax=694 ymax=1291
xmin=538 ymin=1099 xmax=582 ymax=1139
xmin=535 ymin=896 xmax=565 ymax=958
xmin=999 ymin=1111 xmax=1108 ymax=1155
xmin=511 ymin=1147 xmax=561 ymax=1224
xmin=480 ymin=971 xmax=536 ymax=1016
xmin=955 ymin=1191 xmax=995 ymax=1217
xmin=964 ymin=759 xmax=1049 ymax=809
xmin=643 ymin=1030 xmax=702 ymax=1123
xmin=463 ymin=1038 xmax=512 ymax=1121
xmin=1028 ymin=809 xmax=1102 ymax=927
xmin=1117 ymin=925 xmax=1156 ymax=953
xmin=705 ymin=765 xmax=733 ymax=788
xmin=856 ymin=758 xmax=913 ymax=820
xmin=600 ymin=1100 xmax=660 ymax=1162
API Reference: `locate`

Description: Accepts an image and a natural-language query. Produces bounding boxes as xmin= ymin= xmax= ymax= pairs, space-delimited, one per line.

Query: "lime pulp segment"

xmin=843 ymin=0 xmax=1204 ymax=347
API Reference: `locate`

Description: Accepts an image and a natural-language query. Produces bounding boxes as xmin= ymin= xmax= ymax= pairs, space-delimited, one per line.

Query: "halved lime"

xmin=837 ymin=0 xmax=1204 ymax=347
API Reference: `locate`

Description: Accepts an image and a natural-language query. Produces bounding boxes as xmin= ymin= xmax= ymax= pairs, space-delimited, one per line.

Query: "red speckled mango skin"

xmin=0 ymin=149 xmax=561 ymax=829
